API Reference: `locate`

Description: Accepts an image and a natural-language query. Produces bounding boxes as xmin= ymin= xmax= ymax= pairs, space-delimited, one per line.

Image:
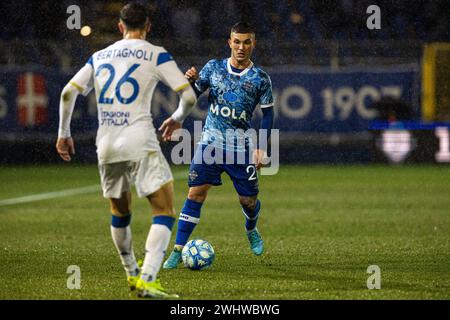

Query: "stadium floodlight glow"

xmin=80 ymin=26 xmax=92 ymax=37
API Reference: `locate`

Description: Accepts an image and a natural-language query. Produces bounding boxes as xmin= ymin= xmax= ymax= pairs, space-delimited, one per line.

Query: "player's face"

xmin=228 ymin=32 xmax=256 ymax=64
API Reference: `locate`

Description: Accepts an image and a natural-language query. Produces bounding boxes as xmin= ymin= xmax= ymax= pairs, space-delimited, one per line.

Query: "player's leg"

xmin=99 ymin=162 xmax=140 ymax=289
xmin=109 ymin=192 xmax=141 ymax=289
xmin=136 ymin=182 xmax=179 ymax=298
xmin=140 ymin=181 xmax=176 ymax=284
xmin=239 ymin=194 xmax=260 ymax=231
xmin=162 ymin=184 xmax=211 ymax=269
xmin=133 ymin=152 xmax=179 ymax=298
xmin=224 ymin=160 xmax=264 ymax=255
xmin=175 ymin=184 xmax=211 ymax=249
xmin=239 ymin=194 xmax=264 ymax=256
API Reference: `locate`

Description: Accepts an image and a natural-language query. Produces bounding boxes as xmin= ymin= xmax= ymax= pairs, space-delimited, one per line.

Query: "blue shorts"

xmin=188 ymin=144 xmax=259 ymax=197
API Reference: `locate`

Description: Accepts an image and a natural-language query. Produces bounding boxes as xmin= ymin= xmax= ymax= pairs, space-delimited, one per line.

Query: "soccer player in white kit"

xmin=56 ymin=2 xmax=196 ymax=299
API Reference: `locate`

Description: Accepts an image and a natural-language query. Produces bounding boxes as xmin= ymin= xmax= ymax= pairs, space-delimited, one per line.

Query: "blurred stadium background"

xmin=0 ymin=0 xmax=449 ymax=164
xmin=0 ymin=1 xmax=449 ymax=300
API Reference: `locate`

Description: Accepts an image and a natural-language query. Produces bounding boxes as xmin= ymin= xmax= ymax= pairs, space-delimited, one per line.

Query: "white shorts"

xmin=98 ymin=151 xmax=173 ymax=199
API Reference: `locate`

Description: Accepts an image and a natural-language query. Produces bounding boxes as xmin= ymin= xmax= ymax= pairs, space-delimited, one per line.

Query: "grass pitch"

xmin=0 ymin=164 xmax=449 ymax=299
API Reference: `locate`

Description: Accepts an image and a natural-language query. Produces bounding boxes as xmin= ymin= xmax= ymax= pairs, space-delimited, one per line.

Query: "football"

xmin=181 ymin=239 xmax=215 ymax=270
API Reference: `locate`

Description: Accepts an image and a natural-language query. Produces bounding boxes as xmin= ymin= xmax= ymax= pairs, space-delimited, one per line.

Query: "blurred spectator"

xmin=148 ymin=0 xmax=173 ymax=40
xmin=169 ymin=0 xmax=201 ymax=44
xmin=205 ymin=0 xmax=239 ymax=40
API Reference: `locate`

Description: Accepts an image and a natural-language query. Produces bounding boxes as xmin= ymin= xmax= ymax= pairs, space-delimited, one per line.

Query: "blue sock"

xmin=153 ymin=215 xmax=175 ymax=231
xmin=242 ymin=200 xmax=261 ymax=231
xmin=175 ymin=199 xmax=203 ymax=248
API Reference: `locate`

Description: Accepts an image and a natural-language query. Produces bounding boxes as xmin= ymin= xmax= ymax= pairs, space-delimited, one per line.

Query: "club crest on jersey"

xmin=210 ymin=104 xmax=247 ymax=120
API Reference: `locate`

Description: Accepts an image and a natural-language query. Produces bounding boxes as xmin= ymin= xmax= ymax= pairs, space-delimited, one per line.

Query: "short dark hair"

xmin=230 ymin=22 xmax=255 ymax=35
xmin=120 ymin=2 xmax=150 ymax=30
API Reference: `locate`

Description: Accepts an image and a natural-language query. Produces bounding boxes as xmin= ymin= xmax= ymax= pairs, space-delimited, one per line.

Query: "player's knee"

xmin=239 ymin=196 xmax=257 ymax=211
xmin=187 ymin=193 xmax=206 ymax=203
xmin=162 ymin=206 xmax=176 ymax=218
xmin=168 ymin=207 xmax=176 ymax=217
xmin=109 ymin=192 xmax=131 ymax=216
xmin=153 ymin=210 xmax=176 ymax=219
xmin=150 ymin=201 xmax=175 ymax=216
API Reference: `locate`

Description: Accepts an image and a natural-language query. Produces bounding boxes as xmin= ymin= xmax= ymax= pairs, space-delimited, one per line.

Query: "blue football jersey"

xmin=194 ymin=58 xmax=273 ymax=152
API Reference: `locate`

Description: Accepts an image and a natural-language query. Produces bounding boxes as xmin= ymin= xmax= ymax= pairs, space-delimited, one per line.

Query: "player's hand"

xmin=253 ymin=149 xmax=268 ymax=170
xmin=56 ymin=137 xmax=75 ymax=162
xmin=159 ymin=117 xmax=182 ymax=141
xmin=185 ymin=66 xmax=199 ymax=82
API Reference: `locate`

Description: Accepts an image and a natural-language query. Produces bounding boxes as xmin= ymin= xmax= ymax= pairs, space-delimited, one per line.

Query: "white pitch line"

xmin=0 ymin=172 xmax=187 ymax=207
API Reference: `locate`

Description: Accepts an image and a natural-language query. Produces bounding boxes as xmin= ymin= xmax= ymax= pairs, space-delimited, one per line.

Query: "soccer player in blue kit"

xmin=162 ymin=22 xmax=275 ymax=269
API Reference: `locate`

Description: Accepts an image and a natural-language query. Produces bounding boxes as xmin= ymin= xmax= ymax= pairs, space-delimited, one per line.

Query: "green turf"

xmin=0 ymin=164 xmax=449 ymax=299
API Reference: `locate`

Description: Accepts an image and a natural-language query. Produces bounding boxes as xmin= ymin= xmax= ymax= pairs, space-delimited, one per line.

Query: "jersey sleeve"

xmin=259 ymin=74 xmax=274 ymax=108
xmin=194 ymin=60 xmax=214 ymax=94
xmin=68 ymin=57 xmax=94 ymax=96
xmin=155 ymin=51 xmax=191 ymax=93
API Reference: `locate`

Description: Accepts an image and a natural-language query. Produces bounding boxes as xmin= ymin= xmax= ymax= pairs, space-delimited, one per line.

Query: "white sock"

xmin=111 ymin=225 xmax=139 ymax=277
xmin=140 ymin=224 xmax=172 ymax=282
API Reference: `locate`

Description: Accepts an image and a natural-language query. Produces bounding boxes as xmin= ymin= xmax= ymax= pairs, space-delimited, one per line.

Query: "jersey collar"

xmin=226 ymin=58 xmax=253 ymax=76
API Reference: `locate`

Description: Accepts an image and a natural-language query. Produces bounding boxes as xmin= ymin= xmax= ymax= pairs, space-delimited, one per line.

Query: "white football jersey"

xmin=68 ymin=39 xmax=190 ymax=164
